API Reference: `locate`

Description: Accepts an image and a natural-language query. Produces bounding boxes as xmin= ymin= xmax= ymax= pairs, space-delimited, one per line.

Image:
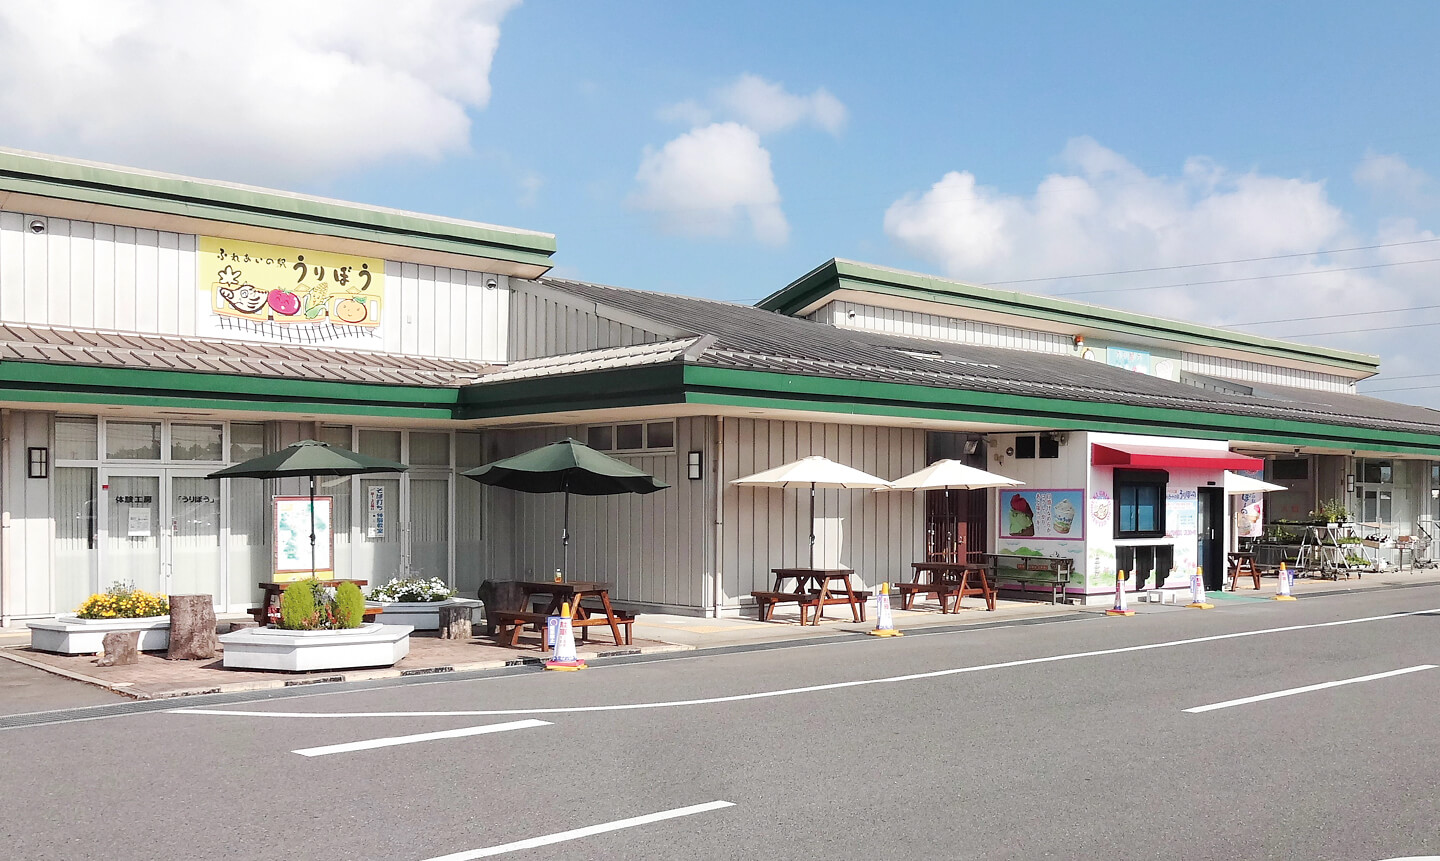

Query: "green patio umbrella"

xmin=208 ymin=439 xmax=408 ymax=578
xmin=462 ymin=438 xmax=668 ymax=579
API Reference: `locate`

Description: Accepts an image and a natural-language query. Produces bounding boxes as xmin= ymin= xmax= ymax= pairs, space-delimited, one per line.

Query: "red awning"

xmin=1092 ymin=443 xmax=1263 ymax=471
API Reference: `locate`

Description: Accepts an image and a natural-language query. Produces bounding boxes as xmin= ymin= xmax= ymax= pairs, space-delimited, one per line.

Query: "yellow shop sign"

xmin=199 ymin=236 xmax=385 ymax=339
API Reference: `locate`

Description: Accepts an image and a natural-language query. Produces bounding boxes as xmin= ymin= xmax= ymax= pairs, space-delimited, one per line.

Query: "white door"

xmin=101 ymin=469 xmax=224 ymax=605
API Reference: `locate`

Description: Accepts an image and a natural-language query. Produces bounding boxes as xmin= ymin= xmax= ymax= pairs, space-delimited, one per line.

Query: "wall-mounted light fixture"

xmin=1073 ymin=334 xmax=1085 ymax=349
xmin=963 ymin=439 xmax=980 ymax=456
xmin=687 ymin=450 xmax=703 ymax=480
xmin=1431 ymin=487 xmax=1438 ymax=500
xmin=1347 ymin=473 xmax=1355 ymax=493
xmin=27 ymin=446 xmax=49 ymax=479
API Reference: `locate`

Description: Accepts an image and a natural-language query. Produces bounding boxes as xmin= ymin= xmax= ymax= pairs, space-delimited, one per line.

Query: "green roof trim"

xmin=758 ymin=259 xmax=1378 ymax=376
xmin=0 ymin=149 xmax=556 ymax=269
xmin=457 ymin=363 xmax=1440 ymax=456
xmin=0 ymin=361 xmax=457 ymax=419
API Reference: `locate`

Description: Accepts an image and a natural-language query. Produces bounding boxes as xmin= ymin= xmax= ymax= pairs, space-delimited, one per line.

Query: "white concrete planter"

xmin=219 ymin=622 xmax=412 ymax=672
xmin=365 ymin=598 xmax=468 ymax=631
xmin=27 ymin=615 xmax=171 ymax=655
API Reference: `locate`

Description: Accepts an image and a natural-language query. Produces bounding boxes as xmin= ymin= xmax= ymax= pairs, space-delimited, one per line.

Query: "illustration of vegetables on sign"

xmin=200 ymin=237 xmax=384 ymax=343
xmin=1000 ymin=490 xmax=1085 ymax=540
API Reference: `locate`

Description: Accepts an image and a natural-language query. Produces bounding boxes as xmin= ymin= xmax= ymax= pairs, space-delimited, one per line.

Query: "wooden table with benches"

xmin=985 ymin=554 xmax=1074 ymax=605
xmin=898 ymin=561 xmax=996 ymax=612
xmin=752 ymin=568 xmax=870 ymax=626
xmin=248 ymin=579 xmax=384 ymax=625
xmin=490 ymin=580 xmax=635 ymax=649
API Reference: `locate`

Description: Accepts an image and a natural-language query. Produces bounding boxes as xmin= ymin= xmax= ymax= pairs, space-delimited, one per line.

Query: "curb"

xmin=0 ymin=641 xmax=694 ymax=701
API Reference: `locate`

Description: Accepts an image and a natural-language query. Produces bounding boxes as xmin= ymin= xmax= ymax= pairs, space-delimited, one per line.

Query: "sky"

xmin=1 ymin=2 xmax=1439 ymax=405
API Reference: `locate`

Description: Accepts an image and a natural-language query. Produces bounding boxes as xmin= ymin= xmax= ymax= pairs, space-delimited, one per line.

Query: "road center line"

xmin=291 ymin=719 xmax=550 ymax=757
xmin=1183 ymin=665 xmax=1437 ymax=713
xmin=170 ymin=606 xmax=1440 ymax=720
xmin=422 ymin=800 xmax=735 ymax=860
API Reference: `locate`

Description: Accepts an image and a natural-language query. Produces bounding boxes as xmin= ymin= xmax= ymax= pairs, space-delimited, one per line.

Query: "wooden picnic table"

xmin=1227 ymin=552 xmax=1262 ymax=591
xmin=753 ymin=568 xmax=869 ymax=626
xmin=517 ymin=580 xmax=628 ymax=646
xmin=902 ymin=561 xmax=996 ymax=612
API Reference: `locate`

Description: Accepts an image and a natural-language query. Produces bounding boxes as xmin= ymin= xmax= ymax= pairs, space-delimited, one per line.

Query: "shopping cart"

xmin=1408 ymin=519 xmax=1437 ymax=569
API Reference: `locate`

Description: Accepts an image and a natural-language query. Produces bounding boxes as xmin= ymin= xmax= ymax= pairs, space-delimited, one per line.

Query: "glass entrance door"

xmin=408 ymin=475 xmax=450 ymax=582
xmin=101 ymin=469 xmax=224 ymax=604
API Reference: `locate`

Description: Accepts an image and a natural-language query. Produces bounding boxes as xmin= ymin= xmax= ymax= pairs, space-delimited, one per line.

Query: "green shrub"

xmin=279 ymin=579 xmax=318 ymax=630
xmin=333 ymin=581 xmax=365 ymax=629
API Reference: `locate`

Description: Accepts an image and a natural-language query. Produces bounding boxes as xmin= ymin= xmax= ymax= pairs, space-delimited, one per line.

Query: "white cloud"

xmin=1354 ymin=151 xmax=1434 ymax=209
xmin=713 ymin=74 xmax=847 ymax=135
xmin=629 ymin=122 xmax=788 ymax=245
xmin=0 ymin=0 xmax=519 ymax=181
xmin=883 ymin=139 xmax=1440 ymax=407
xmin=661 ymin=74 xmax=847 ymax=136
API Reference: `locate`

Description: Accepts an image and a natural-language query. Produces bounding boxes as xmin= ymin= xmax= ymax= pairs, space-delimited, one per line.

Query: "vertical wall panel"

xmin=132 ymin=229 xmax=159 ymax=333
xmin=45 ymin=218 xmax=72 ymax=325
xmin=156 ymin=230 xmax=179 ymax=333
xmin=176 ymin=233 xmax=197 ymax=336
xmin=0 ymin=212 xmax=23 ymax=321
xmin=68 ymin=220 xmax=95 ymax=329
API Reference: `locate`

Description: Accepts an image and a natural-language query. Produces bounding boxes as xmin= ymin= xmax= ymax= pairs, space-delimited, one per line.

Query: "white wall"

xmin=0 ymin=210 xmax=509 ymax=361
xmin=1 ymin=410 xmax=55 ymax=621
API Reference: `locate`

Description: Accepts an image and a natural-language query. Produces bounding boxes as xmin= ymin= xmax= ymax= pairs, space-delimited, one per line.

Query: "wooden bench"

xmin=988 ymin=555 xmax=1073 ymax=605
xmin=752 ymin=590 xmax=822 ymax=624
xmin=575 ymin=610 xmax=637 ymax=645
xmin=811 ymin=590 xmax=870 ymax=622
xmin=895 ymin=581 xmax=960 ymax=610
xmin=490 ymin=610 xmax=553 ymax=648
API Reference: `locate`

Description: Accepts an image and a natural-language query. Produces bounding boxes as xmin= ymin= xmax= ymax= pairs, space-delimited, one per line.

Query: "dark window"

xmin=1360 ymin=459 xmax=1392 ymax=484
xmin=1038 ymin=435 xmax=1060 ymax=459
xmin=1115 ymin=469 xmax=1168 ymax=538
xmin=616 ymin=423 xmax=644 ymax=450
xmin=1015 ymin=435 xmax=1036 ymax=459
xmin=645 ymin=422 xmax=675 ymax=449
xmin=1271 ymin=458 xmax=1307 ymax=480
xmin=586 ymin=426 xmax=613 ymax=451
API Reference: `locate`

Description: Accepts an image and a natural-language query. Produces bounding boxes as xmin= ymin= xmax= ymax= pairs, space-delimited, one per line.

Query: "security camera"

xmin=28 ymin=219 xmax=45 ymax=234
xmin=485 ymin=278 xmax=499 ymax=289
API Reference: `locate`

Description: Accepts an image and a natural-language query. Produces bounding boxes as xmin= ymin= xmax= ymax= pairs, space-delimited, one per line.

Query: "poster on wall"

xmin=999 ymin=489 xmax=1085 ymax=540
xmin=126 ymin=507 xmax=152 ymax=538
xmin=274 ymin=496 xmax=334 ymax=582
xmin=367 ymin=485 xmax=386 ymax=539
xmin=1165 ymin=488 xmax=1199 ymax=574
xmin=1234 ymin=469 xmax=1266 ymax=538
xmin=198 ymin=236 xmax=385 ymax=346
xmin=1107 ymin=348 xmax=1151 ymax=374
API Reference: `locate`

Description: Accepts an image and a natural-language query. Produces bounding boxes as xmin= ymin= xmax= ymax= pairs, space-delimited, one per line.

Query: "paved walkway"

xmin=4 ymin=566 xmax=1437 ymax=706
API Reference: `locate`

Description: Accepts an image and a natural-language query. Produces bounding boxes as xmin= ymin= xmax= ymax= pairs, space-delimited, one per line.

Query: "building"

xmin=3 ymin=149 xmax=1438 ymax=625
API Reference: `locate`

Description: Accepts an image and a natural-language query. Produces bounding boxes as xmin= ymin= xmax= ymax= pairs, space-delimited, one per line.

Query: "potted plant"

xmin=365 ymin=576 xmax=464 ymax=631
xmin=27 ymin=583 xmax=171 ymax=655
xmin=219 ymin=578 xmax=412 ymax=671
xmin=1312 ymin=498 xmax=1350 ymax=527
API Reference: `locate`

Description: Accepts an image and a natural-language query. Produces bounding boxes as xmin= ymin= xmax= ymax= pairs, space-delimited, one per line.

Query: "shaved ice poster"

xmin=1000 ymin=489 xmax=1085 ymax=541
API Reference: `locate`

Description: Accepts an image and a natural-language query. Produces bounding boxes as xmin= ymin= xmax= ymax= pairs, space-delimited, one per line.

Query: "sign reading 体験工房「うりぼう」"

xmin=200 ymin=236 xmax=385 ymax=344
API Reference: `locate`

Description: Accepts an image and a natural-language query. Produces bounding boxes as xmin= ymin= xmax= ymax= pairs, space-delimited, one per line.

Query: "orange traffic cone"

xmin=868 ymin=583 xmax=903 ymax=637
xmin=1106 ymin=570 xmax=1135 ymax=616
xmin=1273 ymin=561 xmax=1297 ymax=601
xmin=544 ymin=602 xmax=587 ymax=671
xmin=1186 ymin=567 xmax=1214 ymax=609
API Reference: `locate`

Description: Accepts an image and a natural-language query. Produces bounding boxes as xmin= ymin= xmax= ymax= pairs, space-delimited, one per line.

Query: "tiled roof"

xmin=536 ymin=277 xmax=1440 ymax=437
xmin=0 ymin=322 xmax=493 ymax=387
xmin=478 ymin=339 xmax=697 ymax=382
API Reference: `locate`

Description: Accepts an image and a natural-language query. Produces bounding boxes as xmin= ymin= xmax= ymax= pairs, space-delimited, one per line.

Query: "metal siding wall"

xmin=507 ymin=284 xmax=669 ymax=361
xmin=825 ymin=299 xmax=1073 ymax=355
xmin=720 ymin=418 xmax=925 ymax=606
xmin=483 ymin=417 xmax=712 ymax=611
xmin=2 ymin=411 xmax=56 ymax=617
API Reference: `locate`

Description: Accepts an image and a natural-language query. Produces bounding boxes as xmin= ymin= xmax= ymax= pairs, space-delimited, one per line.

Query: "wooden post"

xmin=98 ymin=631 xmax=140 ymax=666
xmin=166 ymin=594 xmax=219 ymax=660
xmin=438 ymin=604 xmax=472 ymax=640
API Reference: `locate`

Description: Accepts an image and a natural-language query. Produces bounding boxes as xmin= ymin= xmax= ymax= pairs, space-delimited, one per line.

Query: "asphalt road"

xmin=4 ymin=586 xmax=1440 ymax=861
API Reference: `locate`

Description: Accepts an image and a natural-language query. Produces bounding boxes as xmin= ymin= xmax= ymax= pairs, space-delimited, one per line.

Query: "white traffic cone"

xmin=1186 ymin=567 xmax=1214 ymax=609
xmin=868 ymin=583 xmax=903 ymax=637
xmin=1273 ymin=561 xmax=1297 ymax=601
xmin=544 ymin=602 xmax=588 ymax=671
xmin=1106 ymin=569 xmax=1135 ymax=616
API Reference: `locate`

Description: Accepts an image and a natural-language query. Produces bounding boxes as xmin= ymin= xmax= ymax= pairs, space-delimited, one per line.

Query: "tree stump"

xmin=477 ymin=581 xmax=526 ymax=636
xmin=438 ymin=604 xmax=472 ymax=640
xmin=98 ymin=631 xmax=140 ymax=666
xmin=167 ymin=594 xmax=219 ymax=660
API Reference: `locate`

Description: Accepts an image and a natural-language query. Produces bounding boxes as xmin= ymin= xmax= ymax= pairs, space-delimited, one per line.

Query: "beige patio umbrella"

xmin=1222 ymin=471 xmax=1286 ymax=494
xmin=731 ymin=455 xmax=892 ymax=568
xmin=879 ymin=459 xmax=1024 ymax=560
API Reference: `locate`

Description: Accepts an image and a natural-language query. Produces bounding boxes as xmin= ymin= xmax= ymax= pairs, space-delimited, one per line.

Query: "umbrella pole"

xmin=809 ymin=482 xmax=817 ymax=569
xmin=309 ymin=474 xmax=317 ymax=579
xmin=562 ymin=484 xmax=570 ymax=582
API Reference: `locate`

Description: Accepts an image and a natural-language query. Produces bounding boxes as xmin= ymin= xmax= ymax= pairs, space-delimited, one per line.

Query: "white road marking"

xmin=171 ymin=606 xmax=1440 ymax=720
xmin=291 ymin=719 xmax=550 ymax=757
xmin=1183 ymin=665 xmax=1437 ymax=713
xmin=422 ymin=800 xmax=735 ymax=860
